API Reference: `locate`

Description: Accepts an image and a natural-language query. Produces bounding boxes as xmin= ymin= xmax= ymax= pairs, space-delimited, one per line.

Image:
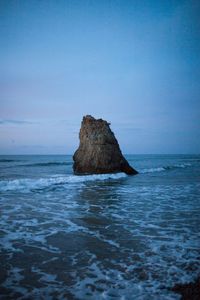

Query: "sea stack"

xmin=73 ymin=115 xmax=138 ymax=175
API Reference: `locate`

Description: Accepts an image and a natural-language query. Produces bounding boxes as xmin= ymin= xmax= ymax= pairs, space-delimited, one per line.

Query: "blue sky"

xmin=0 ymin=0 xmax=200 ymax=154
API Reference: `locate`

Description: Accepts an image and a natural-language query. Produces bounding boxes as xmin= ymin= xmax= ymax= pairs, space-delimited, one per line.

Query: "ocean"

xmin=0 ymin=154 xmax=199 ymax=299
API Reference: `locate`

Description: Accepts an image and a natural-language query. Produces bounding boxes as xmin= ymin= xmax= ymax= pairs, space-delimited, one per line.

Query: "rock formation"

xmin=73 ymin=115 xmax=138 ymax=175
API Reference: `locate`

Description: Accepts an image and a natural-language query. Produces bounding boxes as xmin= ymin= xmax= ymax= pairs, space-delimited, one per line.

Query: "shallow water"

xmin=0 ymin=155 xmax=200 ymax=299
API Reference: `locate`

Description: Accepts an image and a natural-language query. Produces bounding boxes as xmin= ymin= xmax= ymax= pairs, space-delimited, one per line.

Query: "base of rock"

xmin=73 ymin=166 xmax=138 ymax=176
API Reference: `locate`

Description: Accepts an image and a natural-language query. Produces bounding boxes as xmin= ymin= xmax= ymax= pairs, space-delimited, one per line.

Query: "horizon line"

xmin=0 ymin=153 xmax=199 ymax=156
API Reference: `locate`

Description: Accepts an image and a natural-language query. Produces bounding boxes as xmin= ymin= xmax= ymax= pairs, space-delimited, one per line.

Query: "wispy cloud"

xmin=59 ymin=120 xmax=79 ymax=126
xmin=21 ymin=144 xmax=46 ymax=148
xmin=0 ymin=119 xmax=38 ymax=125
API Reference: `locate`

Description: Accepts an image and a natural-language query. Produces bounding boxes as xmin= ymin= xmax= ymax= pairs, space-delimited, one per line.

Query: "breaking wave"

xmin=17 ymin=162 xmax=72 ymax=167
xmin=141 ymin=163 xmax=192 ymax=173
xmin=0 ymin=173 xmax=127 ymax=192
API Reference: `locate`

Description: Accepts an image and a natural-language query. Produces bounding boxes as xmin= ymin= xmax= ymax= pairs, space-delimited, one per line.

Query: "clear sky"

xmin=0 ymin=0 xmax=200 ymax=154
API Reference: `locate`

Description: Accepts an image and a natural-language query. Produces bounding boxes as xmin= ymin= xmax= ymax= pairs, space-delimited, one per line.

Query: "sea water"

xmin=0 ymin=154 xmax=200 ymax=299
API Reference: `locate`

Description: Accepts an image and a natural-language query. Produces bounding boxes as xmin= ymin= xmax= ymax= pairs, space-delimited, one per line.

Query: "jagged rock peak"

xmin=73 ymin=115 xmax=138 ymax=175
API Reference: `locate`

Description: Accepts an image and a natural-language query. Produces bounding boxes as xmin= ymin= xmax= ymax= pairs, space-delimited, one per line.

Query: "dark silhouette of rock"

xmin=171 ymin=277 xmax=200 ymax=300
xmin=73 ymin=115 xmax=138 ymax=175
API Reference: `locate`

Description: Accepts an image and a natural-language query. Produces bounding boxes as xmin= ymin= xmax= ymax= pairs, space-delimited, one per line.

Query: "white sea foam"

xmin=0 ymin=173 xmax=127 ymax=192
xmin=0 ymin=181 xmax=199 ymax=299
xmin=141 ymin=163 xmax=192 ymax=174
xmin=141 ymin=167 xmax=165 ymax=173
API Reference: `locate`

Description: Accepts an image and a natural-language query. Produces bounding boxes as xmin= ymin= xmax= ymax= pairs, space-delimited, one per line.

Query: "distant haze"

xmin=0 ymin=0 xmax=200 ymax=154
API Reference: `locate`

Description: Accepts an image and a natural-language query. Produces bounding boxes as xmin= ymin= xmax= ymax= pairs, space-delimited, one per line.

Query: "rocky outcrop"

xmin=171 ymin=277 xmax=200 ymax=300
xmin=73 ymin=115 xmax=138 ymax=175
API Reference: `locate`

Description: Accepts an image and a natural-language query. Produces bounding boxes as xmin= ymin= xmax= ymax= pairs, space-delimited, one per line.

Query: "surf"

xmin=0 ymin=173 xmax=127 ymax=192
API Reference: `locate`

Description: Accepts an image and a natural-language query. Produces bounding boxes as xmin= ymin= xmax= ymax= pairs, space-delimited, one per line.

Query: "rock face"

xmin=171 ymin=277 xmax=200 ymax=300
xmin=73 ymin=115 xmax=138 ymax=175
